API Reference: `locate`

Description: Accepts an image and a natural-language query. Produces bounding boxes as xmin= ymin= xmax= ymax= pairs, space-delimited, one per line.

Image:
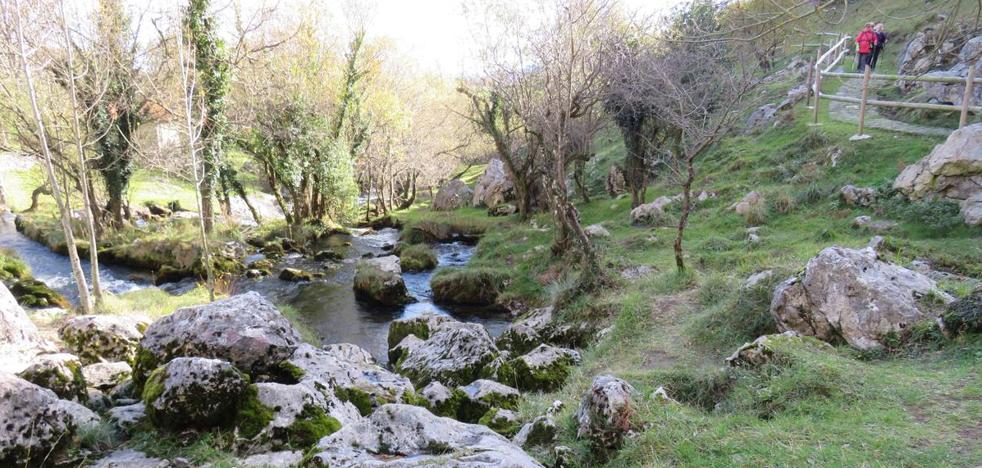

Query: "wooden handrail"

xmin=822 ymin=71 xmax=982 ymax=84
xmin=818 ymin=92 xmax=982 ymax=113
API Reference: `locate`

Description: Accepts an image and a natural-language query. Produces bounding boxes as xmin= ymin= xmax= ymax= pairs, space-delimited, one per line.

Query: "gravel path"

xmin=826 ymin=75 xmax=953 ymax=137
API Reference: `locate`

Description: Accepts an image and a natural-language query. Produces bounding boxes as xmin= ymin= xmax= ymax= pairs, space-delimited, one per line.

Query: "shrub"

xmin=878 ymin=195 xmax=963 ymax=232
xmin=794 ymin=183 xmax=827 ymax=206
xmin=770 ymin=191 xmax=795 ymax=215
xmin=941 ymin=292 xmax=982 ymax=337
xmin=744 ymin=201 xmax=768 ymax=226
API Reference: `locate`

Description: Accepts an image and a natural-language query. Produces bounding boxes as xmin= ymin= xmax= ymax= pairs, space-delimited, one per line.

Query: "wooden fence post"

xmin=812 ymin=49 xmax=822 ymax=125
xmin=855 ymin=64 xmax=872 ymax=138
xmin=960 ymin=61 xmax=977 ymax=129
xmin=805 ymin=58 xmax=815 ymax=108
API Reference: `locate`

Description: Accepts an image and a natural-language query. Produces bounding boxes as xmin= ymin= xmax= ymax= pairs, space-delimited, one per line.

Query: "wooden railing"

xmin=808 ymin=38 xmax=981 ymax=137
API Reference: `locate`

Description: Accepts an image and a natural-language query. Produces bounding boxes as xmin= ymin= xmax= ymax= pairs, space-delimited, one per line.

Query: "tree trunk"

xmin=573 ymin=159 xmax=590 ymax=204
xmin=25 ymin=184 xmax=51 ymax=212
xmin=60 ymin=0 xmax=102 ymax=305
xmin=14 ymin=0 xmax=92 ymax=313
xmin=619 ymin=119 xmax=648 ymax=208
xmin=674 ymin=157 xmax=695 ymax=272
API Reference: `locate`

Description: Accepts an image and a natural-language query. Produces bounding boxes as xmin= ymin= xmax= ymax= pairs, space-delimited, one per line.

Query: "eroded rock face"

xmin=473 ymin=159 xmax=515 ymax=208
xmin=142 ymin=357 xmax=248 ymax=430
xmin=500 ymin=344 xmax=580 ymax=392
xmin=0 ymin=373 xmax=87 ymax=465
xmin=433 ymin=179 xmax=474 ymax=211
xmin=894 ymin=123 xmax=982 ymax=224
xmin=287 ymin=343 xmax=416 ymax=415
xmin=395 ymin=321 xmax=499 ymax=387
xmin=135 ymin=292 xmax=301 ymax=385
xmin=307 ymin=404 xmax=543 ymax=467
xmin=496 ymin=307 xmax=553 ymax=355
xmin=354 ymin=256 xmax=412 ymax=306
xmin=59 ymin=315 xmax=145 ymax=365
xmin=17 ymin=353 xmax=86 ymax=402
xmin=770 ymin=240 xmax=954 ymax=350
xmin=0 ymin=282 xmax=48 ymax=373
xmin=574 ymin=375 xmax=638 ymax=450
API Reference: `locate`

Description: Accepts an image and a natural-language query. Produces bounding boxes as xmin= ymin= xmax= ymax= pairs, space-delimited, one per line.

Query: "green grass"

xmin=98 ymin=286 xmax=216 ymax=319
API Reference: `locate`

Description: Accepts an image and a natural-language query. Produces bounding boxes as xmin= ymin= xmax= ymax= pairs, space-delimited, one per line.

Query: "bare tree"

xmin=10 ymin=0 xmax=92 ymax=313
xmin=59 ymin=0 xmax=102 ymax=305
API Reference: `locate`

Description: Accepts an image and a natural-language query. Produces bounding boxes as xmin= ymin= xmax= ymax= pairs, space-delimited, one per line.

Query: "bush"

xmin=770 ymin=191 xmax=795 ymax=215
xmin=878 ymin=195 xmax=963 ymax=232
xmin=794 ymin=183 xmax=828 ymax=206
xmin=941 ymin=292 xmax=982 ymax=337
xmin=399 ymin=244 xmax=437 ymax=271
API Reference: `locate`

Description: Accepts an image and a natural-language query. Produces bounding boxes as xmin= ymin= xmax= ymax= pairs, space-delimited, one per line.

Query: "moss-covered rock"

xmin=59 ymin=315 xmax=145 ymax=365
xmin=353 ymin=256 xmax=411 ymax=306
xmin=17 ymin=353 xmax=87 ymax=402
xmin=279 ymin=268 xmax=314 ymax=282
xmin=497 ymin=344 xmax=580 ymax=392
xmin=399 ymin=244 xmax=438 ymax=272
xmin=142 ymin=357 xmax=248 ymax=430
xmin=478 ymin=407 xmax=521 ymax=436
xmin=243 ymin=381 xmax=359 ymax=452
xmin=0 ymin=248 xmax=29 ymax=281
xmin=455 ymin=379 xmax=520 ymax=423
xmin=387 ymin=313 xmax=455 ymax=350
xmin=430 ymin=267 xmax=506 ymax=306
xmin=9 ymin=279 xmax=69 ymax=309
xmin=419 ymin=381 xmax=461 ymax=418
xmin=234 ymin=385 xmax=275 ymax=439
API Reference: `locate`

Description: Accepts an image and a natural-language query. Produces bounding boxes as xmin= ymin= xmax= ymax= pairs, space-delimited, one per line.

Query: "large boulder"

xmin=387 ymin=313 xmax=456 ymax=350
xmin=142 ymin=357 xmax=248 ymax=430
xmin=893 ymin=123 xmax=982 ymax=225
xmin=394 ymin=320 xmax=499 ymax=387
xmin=0 ymin=373 xmax=96 ymax=465
xmin=431 ymin=268 xmax=504 ymax=306
xmin=59 ymin=315 xmax=145 ymax=365
xmin=433 ymin=179 xmax=474 ymax=211
xmin=353 ymin=256 xmax=412 ymax=306
xmin=82 ymin=362 xmax=132 ymax=391
xmin=241 ymin=381 xmax=358 ymax=451
xmin=135 ymin=291 xmax=301 ymax=386
xmin=472 ymin=158 xmax=514 ymax=208
xmin=0 ymin=282 xmax=51 ymax=373
xmin=496 ymin=307 xmax=553 ymax=355
xmin=306 ymin=404 xmax=543 ymax=467
xmin=17 ymin=353 xmax=86 ymax=402
xmin=286 ymin=343 xmax=416 ymax=415
xmin=456 ymin=379 xmax=520 ymax=422
xmin=770 ymin=239 xmax=954 ymax=350
xmin=499 ymin=344 xmax=580 ymax=392
xmin=630 ymin=196 xmax=677 ymax=226
xmin=574 ymin=375 xmax=639 ymax=450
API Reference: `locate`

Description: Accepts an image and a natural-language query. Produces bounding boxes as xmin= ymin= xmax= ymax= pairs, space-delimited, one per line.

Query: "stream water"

xmin=0 ymin=213 xmax=510 ymax=364
xmin=0 ymin=212 xmax=147 ymax=303
xmin=235 ymin=228 xmax=511 ymax=364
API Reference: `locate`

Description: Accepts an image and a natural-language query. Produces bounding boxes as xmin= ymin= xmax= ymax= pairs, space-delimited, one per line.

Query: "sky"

xmin=108 ymin=0 xmax=683 ymax=77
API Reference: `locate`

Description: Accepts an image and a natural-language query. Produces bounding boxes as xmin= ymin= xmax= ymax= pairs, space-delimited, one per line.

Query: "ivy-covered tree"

xmin=185 ymin=0 xmax=230 ymax=233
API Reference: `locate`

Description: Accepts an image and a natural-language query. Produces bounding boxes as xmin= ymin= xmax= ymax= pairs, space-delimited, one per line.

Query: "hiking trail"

xmin=826 ymin=70 xmax=953 ymax=137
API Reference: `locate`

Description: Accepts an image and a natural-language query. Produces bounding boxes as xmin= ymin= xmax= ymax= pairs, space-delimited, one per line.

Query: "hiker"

xmin=855 ymin=22 xmax=878 ymax=72
xmin=870 ymin=23 xmax=887 ymax=71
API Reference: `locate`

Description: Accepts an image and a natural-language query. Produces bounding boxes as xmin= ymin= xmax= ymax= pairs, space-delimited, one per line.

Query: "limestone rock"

xmin=108 ymin=403 xmax=146 ymax=432
xmin=584 ymin=224 xmax=610 ymax=238
xmin=388 ymin=313 xmax=458 ymax=350
xmin=394 ymin=321 xmax=499 ymax=387
xmin=501 ymin=344 xmax=580 ymax=392
xmin=135 ymin=292 xmax=301 ymax=385
xmin=894 ymin=123 xmax=982 ymax=224
xmin=488 ymin=203 xmax=518 ymax=217
xmin=278 ymin=267 xmax=314 ymax=282
xmin=59 ymin=315 xmax=145 ymax=365
xmin=726 ymin=331 xmax=803 ymax=367
xmin=245 ymin=381 xmax=358 ymax=451
xmin=574 ymin=375 xmax=639 ymax=449
xmin=286 ymin=343 xmax=416 ymax=415
xmin=0 ymin=373 xmax=86 ymax=465
xmin=961 ymin=193 xmax=982 ymax=225
xmin=770 ymin=241 xmax=954 ymax=350
xmin=354 ymin=256 xmax=412 ymax=306
xmin=851 ymin=215 xmax=898 ymax=232
xmin=456 ymin=379 xmax=520 ymax=422
xmin=307 ymin=404 xmax=543 ymax=467
xmin=729 ymin=191 xmax=764 ymax=216
xmin=82 ymin=361 xmax=132 ymax=391
xmin=496 ymin=307 xmax=553 ymax=355
xmin=513 ymin=415 xmax=557 ymax=448
xmin=239 ymin=451 xmax=304 ymax=467
xmin=89 ymin=449 xmax=168 ymax=468
xmin=389 ymin=334 xmax=425 ymax=368
xmin=480 ymin=407 xmax=520 ymax=436
xmin=840 ymin=185 xmax=876 ymax=206
xmin=742 ymin=270 xmax=775 ymax=290
xmin=433 ymin=179 xmax=474 ymax=211
xmin=0 ymin=282 xmax=49 ymax=373
xmin=17 ymin=353 xmax=86 ymax=402
xmin=420 ymin=381 xmax=458 ymax=417
xmin=630 ymin=196 xmax=677 ymax=226
xmin=472 ymin=159 xmax=514 ymax=208
xmin=142 ymin=357 xmax=248 ymax=430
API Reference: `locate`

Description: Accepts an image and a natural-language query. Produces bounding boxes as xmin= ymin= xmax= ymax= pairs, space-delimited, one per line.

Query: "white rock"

xmin=472 ymin=159 xmax=515 ymax=208
xmin=584 ymin=224 xmax=610 ymax=238
xmin=142 ymin=357 xmax=248 ymax=430
xmin=575 ymin=375 xmax=639 ymax=449
xmin=89 ymin=449 xmax=168 ymax=468
xmin=59 ymin=315 xmax=145 ymax=365
xmin=82 ymin=362 xmax=132 ymax=391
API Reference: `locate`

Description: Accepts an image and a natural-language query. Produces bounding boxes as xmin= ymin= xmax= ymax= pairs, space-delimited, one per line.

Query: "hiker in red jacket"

xmin=856 ymin=23 xmax=878 ymax=72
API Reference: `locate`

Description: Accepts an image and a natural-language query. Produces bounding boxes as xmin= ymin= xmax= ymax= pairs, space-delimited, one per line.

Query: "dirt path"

xmin=826 ymin=74 xmax=952 ymax=137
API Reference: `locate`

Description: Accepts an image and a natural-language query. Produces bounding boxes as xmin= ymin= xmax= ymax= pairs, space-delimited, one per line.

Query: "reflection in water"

xmin=0 ymin=213 xmax=147 ymax=304
xmin=238 ymin=228 xmax=512 ymax=364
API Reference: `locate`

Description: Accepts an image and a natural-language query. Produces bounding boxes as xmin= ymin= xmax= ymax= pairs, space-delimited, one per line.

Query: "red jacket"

xmin=856 ymin=30 xmax=877 ymax=54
